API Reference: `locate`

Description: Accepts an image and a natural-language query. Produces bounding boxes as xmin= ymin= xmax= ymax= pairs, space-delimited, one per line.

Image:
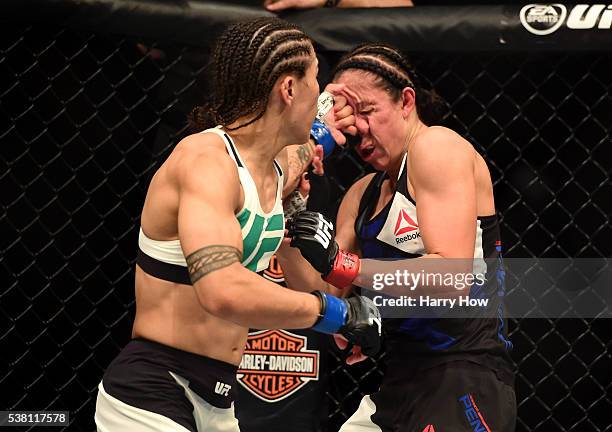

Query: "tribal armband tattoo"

xmin=186 ymin=245 xmax=242 ymax=284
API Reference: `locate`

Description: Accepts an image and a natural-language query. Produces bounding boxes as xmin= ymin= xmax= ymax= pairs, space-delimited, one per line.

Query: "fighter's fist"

xmin=311 ymin=291 xmax=382 ymax=357
xmin=287 ymin=210 xmax=338 ymax=275
xmin=288 ymin=211 xmax=361 ymax=289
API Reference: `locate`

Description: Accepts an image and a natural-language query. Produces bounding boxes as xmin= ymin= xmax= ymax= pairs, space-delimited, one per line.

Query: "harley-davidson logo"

xmin=262 ymin=255 xmax=284 ymax=283
xmin=238 ymin=329 xmax=320 ymax=402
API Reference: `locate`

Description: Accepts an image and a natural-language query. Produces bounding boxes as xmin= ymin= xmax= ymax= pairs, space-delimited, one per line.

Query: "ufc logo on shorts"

xmin=214 ymin=381 xmax=232 ymax=397
xmin=314 ymin=214 xmax=333 ymax=248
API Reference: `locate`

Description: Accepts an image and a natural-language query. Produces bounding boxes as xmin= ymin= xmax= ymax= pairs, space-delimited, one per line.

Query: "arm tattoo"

xmin=186 ymin=245 xmax=242 ymax=284
xmin=283 ymin=142 xmax=314 ymax=195
xmin=288 ymin=143 xmax=313 ymax=179
xmin=296 ymin=144 xmax=312 ymax=166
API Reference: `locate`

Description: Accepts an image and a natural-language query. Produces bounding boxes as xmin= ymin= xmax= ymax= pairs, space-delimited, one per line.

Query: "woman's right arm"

xmin=175 ymin=142 xmax=382 ymax=353
xmin=175 ymin=141 xmax=322 ymax=330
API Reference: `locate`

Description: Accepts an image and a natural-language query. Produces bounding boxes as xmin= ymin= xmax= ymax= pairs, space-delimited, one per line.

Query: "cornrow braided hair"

xmin=189 ymin=17 xmax=314 ymax=132
xmin=332 ymin=43 xmax=445 ymax=125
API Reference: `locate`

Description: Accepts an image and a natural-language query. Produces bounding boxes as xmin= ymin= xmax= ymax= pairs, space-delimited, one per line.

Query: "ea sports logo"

xmin=520 ymin=4 xmax=567 ymax=35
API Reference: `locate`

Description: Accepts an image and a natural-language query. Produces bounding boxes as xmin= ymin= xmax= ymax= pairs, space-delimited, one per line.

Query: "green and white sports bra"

xmin=136 ymin=127 xmax=285 ymax=284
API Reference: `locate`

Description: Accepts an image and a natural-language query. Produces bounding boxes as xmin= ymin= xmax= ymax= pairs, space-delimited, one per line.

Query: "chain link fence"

xmin=1 ymin=18 xmax=611 ymax=432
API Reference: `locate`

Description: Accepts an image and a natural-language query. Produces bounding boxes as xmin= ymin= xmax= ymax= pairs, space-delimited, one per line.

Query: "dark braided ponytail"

xmin=332 ymin=43 xmax=445 ymax=126
xmin=189 ymin=17 xmax=314 ymax=132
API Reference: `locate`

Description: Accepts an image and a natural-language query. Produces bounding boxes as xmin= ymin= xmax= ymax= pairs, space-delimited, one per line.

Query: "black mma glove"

xmin=287 ymin=210 xmax=337 ymax=274
xmin=287 ymin=210 xmax=360 ymax=289
xmin=311 ymin=291 xmax=382 ymax=357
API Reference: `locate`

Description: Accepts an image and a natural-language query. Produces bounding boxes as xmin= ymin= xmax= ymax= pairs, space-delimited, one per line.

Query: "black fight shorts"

xmin=95 ymin=338 xmax=240 ymax=432
xmin=340 ymin=360 xmax=516 ymax=432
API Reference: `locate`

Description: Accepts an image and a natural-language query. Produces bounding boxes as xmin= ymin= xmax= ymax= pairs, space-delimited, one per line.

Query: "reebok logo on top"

xmin=394 ymin=209 xmax=419 ymax=235
xmin=394 ymin=209 xmax=421 ymax=244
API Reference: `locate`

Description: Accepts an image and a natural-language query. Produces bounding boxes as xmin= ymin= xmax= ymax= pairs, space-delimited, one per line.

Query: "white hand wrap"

xmin=283 ymin=190 xmax=308 ymax=221
xmin=315 ymin=91 xmax=334 ymax=123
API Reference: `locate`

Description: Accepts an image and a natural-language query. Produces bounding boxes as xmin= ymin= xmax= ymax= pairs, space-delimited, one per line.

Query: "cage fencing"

xmin=1 ymin=10 xmax=611 ymax=432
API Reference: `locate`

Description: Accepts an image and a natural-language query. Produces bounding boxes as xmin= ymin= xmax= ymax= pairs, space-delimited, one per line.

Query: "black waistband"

xmin=105 ymin=338 xmax=239 ymax=408
xmin=137 ymin=248 xmax=191 ymax=285
xmin=132 ymin=338 xmax=238 ymax=372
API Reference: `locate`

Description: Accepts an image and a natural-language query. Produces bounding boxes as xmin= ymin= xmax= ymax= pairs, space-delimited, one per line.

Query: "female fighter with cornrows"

xmin=281 ymin=43 xmax=516 ymax=432
xmin=94 ymin=19 xmax=380 ymax=432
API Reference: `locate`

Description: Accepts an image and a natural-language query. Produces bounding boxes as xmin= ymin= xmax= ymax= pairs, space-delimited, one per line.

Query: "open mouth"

xmin=348 ymin=135 xmax=376 ymax=160
xmin=360 ymin=145 xmax=375 ymax=159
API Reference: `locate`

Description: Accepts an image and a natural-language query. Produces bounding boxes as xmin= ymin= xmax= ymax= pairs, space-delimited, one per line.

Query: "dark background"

xmin=1 ymin=3 xmax=611 ymax=432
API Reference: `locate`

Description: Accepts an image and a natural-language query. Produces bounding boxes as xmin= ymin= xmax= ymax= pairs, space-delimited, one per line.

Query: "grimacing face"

xmin=336 ymin=70 xmax=408 ymax=171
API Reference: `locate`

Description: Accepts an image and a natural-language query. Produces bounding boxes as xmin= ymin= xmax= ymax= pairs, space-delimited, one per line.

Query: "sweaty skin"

xmin=132 ymin=56 xmax=324 ymax=366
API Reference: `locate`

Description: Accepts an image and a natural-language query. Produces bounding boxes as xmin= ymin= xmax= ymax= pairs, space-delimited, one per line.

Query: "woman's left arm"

xmin=354 ymin=127 xmax=478 ymax=297
xmin=277 ymin=140 xmax=316 ymax=199
xmin=409 ymin=127 xmax=477 ymax=259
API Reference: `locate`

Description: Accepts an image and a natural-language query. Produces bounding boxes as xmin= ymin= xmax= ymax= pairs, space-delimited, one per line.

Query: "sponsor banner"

xmin=520 ymin=4 xmax=612 ymax=35
xmin=504 ymin=3 xmax=612 ymax=50
xmin=356 ymin=258 xmax=612 ymax=319
xmin=238 ymin=329 xmax=320 ymax=403
xmin=6 ymin=3 xmax=612 ymax=52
